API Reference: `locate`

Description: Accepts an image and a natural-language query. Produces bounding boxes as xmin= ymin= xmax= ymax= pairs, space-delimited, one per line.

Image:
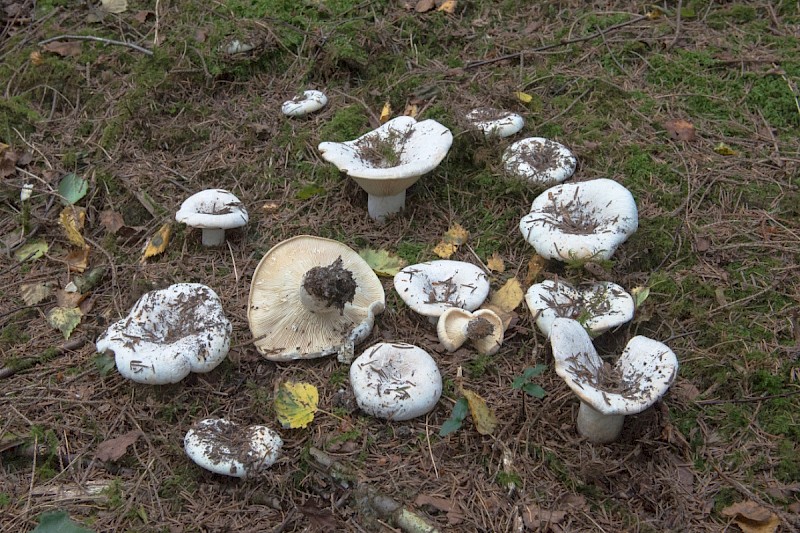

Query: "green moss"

xmin=775 ymin=439 xmax=800 ymax=482
xmin=319 ymin=105 xmax=369 ymax=143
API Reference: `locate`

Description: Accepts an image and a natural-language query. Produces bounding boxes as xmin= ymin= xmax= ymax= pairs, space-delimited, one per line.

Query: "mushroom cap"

xmin=525 ymin=280 xmax=634 ymax=337
xmin=96 ymin=283 xmax=231 ymax=385
xmin=317 ymin=116 xmax=453 ymax=198
xmin=282 ymin=89 xmax=328 ymax=117
xmin=184 ymin=418 xmax=282 ymax=478
xmin=393 ymin=260 xmax=490 ymax=318
xmin=247 ymin=235 xmax=385 ymax=361
xmin=550 ymin=318 xmax=678 ymax=416
xmin=175 ymin=189 xmax=248 ymax=230
xmin=519 ymin=178 xmax=638 ymax=261
xmin=502 ymin=137 xmax=577 ymax=185
xmin=465 ymin=107 xmax=524 ymax=138
xmin=350 ymin=342 xmax=442 ymax=421
xmin=437 ymin=307 xmax=504 ymax=355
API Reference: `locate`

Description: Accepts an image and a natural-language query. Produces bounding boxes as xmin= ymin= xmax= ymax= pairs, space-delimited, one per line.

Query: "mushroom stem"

xmin=201 ymin=228 xmax=226 ymax=247
xmin=576 ymin=402 xmax=625 ymax=443
xmin=367 ymin=192 xmax=406 ymax=222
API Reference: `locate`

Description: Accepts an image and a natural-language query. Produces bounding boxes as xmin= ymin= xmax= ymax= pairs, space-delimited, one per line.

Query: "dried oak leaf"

xmin=721 ymin=501 xmax=779 ymax=533
xmin=95 ymin=430 xmax=143 ymax=462
xmin=664 ymin=118 xmax=696 ymax=142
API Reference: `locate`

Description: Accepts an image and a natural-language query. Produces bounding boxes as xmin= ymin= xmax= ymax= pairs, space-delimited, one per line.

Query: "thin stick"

xmin=0 ymin=336 xmax=86 ymax=379
xmin=668 ymin=0 xmax=683 ymax=50
xmin=38 ymin=34 xmax=153 ymax=56
xmin=695 ymin=389 xmax=800 ymax=406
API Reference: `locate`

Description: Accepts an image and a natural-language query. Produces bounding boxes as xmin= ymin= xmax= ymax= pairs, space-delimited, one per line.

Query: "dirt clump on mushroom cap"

xmin=302 ymin=257 xmax=357 ymax=313
xmin=466 ymin=317 xmax=495 ymax=340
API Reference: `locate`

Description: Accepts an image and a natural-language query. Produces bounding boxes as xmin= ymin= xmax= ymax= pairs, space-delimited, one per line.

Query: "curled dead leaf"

xmin=664 ymin=118 xmax=696 ymax=142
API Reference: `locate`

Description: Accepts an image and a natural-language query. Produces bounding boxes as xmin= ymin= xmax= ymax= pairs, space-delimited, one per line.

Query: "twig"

xmin=668 ymin=0 xmax=683 ymax=50
xmin=465 ymin=14 xmax=649 ymax=69
xmin=695 ymin=389 xmax=800 ymax=406
xmin=38 ymin=35 xmax=153 ymax=56
xmin=0 ymin=336 xmax=86 ymax=379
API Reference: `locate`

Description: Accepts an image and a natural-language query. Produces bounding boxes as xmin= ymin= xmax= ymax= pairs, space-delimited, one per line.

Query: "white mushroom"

xmin=550 ymin=318 xmax=679 ymax=443
xmin=247 ymin=235 xmax=385 ymax=363
xmin=393 ymin=260 xmax=490 ymax=323
xmin=437 ymin=308 xmax=504 ymax=355
xmin=503 ymin=137 xmax=577 ymax=185
xmin=525 ymin=279 xmax=634 ymax=338
xmin=184 ymin=418 xmax=282 ymax=478
xmin=175 ymin=189 xmax=248 ymax=247
xmin=519 ymin=178 xmax=638 ymax=261
xmin=350 ymin=342 xmax=442 ymax=421
xmin=96 ymin=283 xmax=231 ymax=385
xmin=465 ymin=107 xmax=524 ymax=138
xmin=282 ymin=89 xmax=328 ymax=117
xmin=318 ymin=116 xmax=453 ymax=222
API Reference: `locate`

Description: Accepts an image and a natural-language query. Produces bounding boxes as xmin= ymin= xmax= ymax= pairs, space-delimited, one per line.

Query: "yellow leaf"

xmin=490 ymin=277 xmax=523 ymax=313
xmin=524 ymin=254 xmax=547 ymax=286
xmin=359 ymin=248 xmax=407 ymax=277
xmin=403 ymin=103 xmax=418 ymax=118
xmin=66 ymin=245 xmax=91 ymax=273
xmin=459 ymin=385 xmax=497 ymax=435
xmin=47 ymin=306 xmax=82 ymax=339
xmin=380 ymin=102 xmax=392 ymax=124
xmin=59 ymin=206 xmax=86 ymax=248
xmin=275 ymin=381 xmax=319 ymax=429
xmin=433 ymin=241 xmax=457 ymax=259
xmin=434 ymin=223 xmax=469 ymax=258
xmin=437 ymin=0 xmax=456 ymax=13
xmin=714 ymin=142 xmax=737 ymax=156
xmin=514 ymin=91 xmax=533 ymax=103
xmin=486 ymin=252 xmax=505 ymax=273
xmin=14 ymin=240 xmax=49 ymax=262
xmin=20 ymin=283 xmax=52 ymax=305
xmin=646 ymin=8 xmax=663 ymax=20
xmin=141 ymin=223 xmax=171 ymax=263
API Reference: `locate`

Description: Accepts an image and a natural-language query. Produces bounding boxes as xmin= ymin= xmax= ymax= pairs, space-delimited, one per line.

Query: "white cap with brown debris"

xmin=184 ymin=418 xmax=282 ymax=478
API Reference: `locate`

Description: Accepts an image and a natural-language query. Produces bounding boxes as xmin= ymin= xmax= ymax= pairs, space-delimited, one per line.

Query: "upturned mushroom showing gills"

xmin=550 ymin=318 xmax=679 ymax=444
xmin=437 ymin=308 xmax=504 ymax=355
xmin=393 ymin=260 xmax=490 ymax=324
xmin=350 ymin=343 xmax=442 ymax=421
xmin=318 ymin=116 xmax=453 ymax=222
xmin=465 ymin=107 xmax=524 ymax=138
xmin=503 ymin=137 xmax=577 ymax=186
xmin=525 ymin=279 xmax=634 ymax=338
xmin=247 ymin=235 xmax=385 ymax=363
xmin=184 ymin=418 xmax=283 ymax=478
xmin=175 ymin=189 xmax=248 ymax=247
xmin=519 ymin=178 xmax=638 ymax=261
xmin=95 ymin=283 xmax=232 ymax=385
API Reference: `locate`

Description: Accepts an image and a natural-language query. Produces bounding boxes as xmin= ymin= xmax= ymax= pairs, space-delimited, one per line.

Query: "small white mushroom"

xmin=525 ymin=279 xmax=634 ymax=338
xmin=350 ymin=343 xmax=442 ymax=421
xmin=465 ymin=107 xmax=524 ymax=138
xmin=393 ymin=260 xmax=490 ymax=324
xmin=318 ymin=116 xmax=453 ymax=222
xmin=503 ymin=137 xmax=577 ymax=185
xmin=437 ymin=308 xmax=504 ymax=355
xmin=247 ymin=235 xmax=385 ymax=362
xmin=96 ymin=283 xmax=232 ymax=385
xmin=519 ymin=178 xmax=638 ymax=261
xmin=184 ymin=418 xmax=282 ymax=478
xmin=175 ymin=189 xmax=248 ymax=247
xmin=281 ymin=90 xmax=328 ymax=117
xmin=550 ymin=318 xmax=679 ymax=443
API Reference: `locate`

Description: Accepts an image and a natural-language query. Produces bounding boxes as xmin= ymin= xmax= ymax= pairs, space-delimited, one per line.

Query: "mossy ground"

xmin=1 ymin=1 xmax=799 ymax=531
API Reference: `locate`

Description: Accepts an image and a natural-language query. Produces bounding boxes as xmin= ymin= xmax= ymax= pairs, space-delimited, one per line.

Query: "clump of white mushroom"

xmin=184 ymin=418 xmax=282 ymax=478
xmin=519 ymin=178 xmax=638 ymax=261
xmin=437 ymin=308 xmax=504 ymax=355
xmin=550 ymin=317 xmax=679 ymax=443
xmin=175 ymin=189 xmax=248 ymax=247
xmin=503 ymin=137 xmax=577 ymax=185
xmin=95 ymin=283 xmax=232 ymax=385
xmin=465 ymin=108 xmax=524 ymax=138
xmin=282 ymin=89 xmax=328 ymax=117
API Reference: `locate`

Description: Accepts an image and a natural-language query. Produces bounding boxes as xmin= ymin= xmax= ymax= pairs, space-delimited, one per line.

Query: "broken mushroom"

xmin=525 ymin=279 xmax=634 ymax=338
xmin=281 ymin=89 xmax=328 ymax=117
xmin=95 ymin=283 xmax=232 ymax=385
xmin=465 ymin=107 xmax=524 ymax=138
xmin=550 ymin=317 xmax=679 ymax=443
xmin=350 ymin=342 xmax=442 ymax=421
xmin=503 ymin=137 xmax=577 ymax=185
xmin=393 ymin=260 xmax=490 ymax=323
xmin=437 ymin=307 xmax=504 ymax=355
xmin=247 ymin=235 xmax=385 ymax=362
xmin=184 ymin=418 xmax=283 ymax=478
xmin=175 ymin=189 xmax=248 ymax=247
xmin=318 ymin=116 xmax=453 ymax=222
xmin=519 ymin=178 xmax=638 ymax=261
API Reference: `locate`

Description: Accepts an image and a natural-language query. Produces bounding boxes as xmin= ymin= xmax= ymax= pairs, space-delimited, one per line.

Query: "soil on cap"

xmin=302 ymin=257 xmax=357 ymax=313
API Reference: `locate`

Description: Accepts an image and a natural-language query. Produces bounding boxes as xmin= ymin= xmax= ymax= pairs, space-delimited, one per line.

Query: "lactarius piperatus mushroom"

xmin=350 ymin=342 xmax=442 ymax=421
xmin=437 ymin=308 xmax=504 ymax=355
xmin=95 ymin=283 xmax=232 ymax=385
xmin=550 ymin=317 xmax=678 ymax=443
xmin=503 ymin=137 xmax=577 ymax=185
xmin=184 ymin=418 xmax=282 ymax=478
xmin=175 ymin=189 xmax=248 ymax=247
xmin=465 ymin=107 xmax=524 ymax=138
xmin=318 ymin=116 xmax=453 ymax=222
xmin=519 ymin=178 xmax=638 ymax=261
xmin=281 ymin=89 xmax=328 ymax=117
xmin=247 ymin=235 xmax=385 ymax=362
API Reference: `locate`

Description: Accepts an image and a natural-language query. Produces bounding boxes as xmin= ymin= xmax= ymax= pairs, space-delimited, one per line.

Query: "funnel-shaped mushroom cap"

xmin=437 ymin=308 xmax=504 ymax=355
xmin=350 ymin=342 xmax=442 ymax=420
xmin=176 ymin=189 xmax=248 ymax=230
xmin=525 ymin=280 xmax=634 ymax=337
xmin=503 ymin=137 xmax=577 ymax=185
xmin=247 ymin=235 xmax=385 ymax=361
xmin=519 ymin=179 xmax=638 ymax=261
xmin=465 ymin=108 xmax=524 ymax=138
xmin=318 ymin=116 xmax=453 ymax=198
xmin=394 ymin=260 xmax=490 ymax=319
xmin=184 ymin=418 xmax=282 ymax=478
xmin=96 ymin=283 xmax=231 ymax=385
xmin=550 ymin=318 xmax=678 ymax=416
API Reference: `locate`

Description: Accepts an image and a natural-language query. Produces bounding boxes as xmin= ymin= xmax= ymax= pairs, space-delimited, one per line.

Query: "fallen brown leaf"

xmin=100 ymin=209 xmax=125 ymax=234
xmin=522 ymin=504 xmax=566 ymax=529
xmin=95 ymin=430 xmax=143 ymax=462
xmin=664 ymin=118 xmax=696 ymax=142
xmin=525 ymin=254 xmax=547 ymax=286
xmin=42 ymin=41 xmax=82 ymax=57
xmin=721 ymin=500 xmax=779 ymax=533
xmin=415 ymin=0 xmax=435 ymax=12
